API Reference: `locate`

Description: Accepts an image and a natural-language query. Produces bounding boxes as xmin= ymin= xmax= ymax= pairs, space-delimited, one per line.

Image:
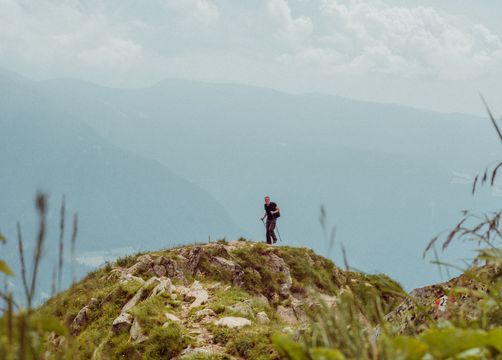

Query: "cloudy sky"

xmin=1 ymin=0 xmax=502 ymax=115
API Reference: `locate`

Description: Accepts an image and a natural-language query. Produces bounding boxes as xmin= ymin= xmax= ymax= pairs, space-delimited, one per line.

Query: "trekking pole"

xmin=261 ymin=217 xmax=282 ymax=243
xmin=275 ymin=223 xmax=283 ymax=242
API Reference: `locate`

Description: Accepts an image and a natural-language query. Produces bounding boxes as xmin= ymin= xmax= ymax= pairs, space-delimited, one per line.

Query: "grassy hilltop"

xmin=32 ymin=239 xmax=402 ymax=359
xmin=2 ymin=238 xmax=502 ymax=359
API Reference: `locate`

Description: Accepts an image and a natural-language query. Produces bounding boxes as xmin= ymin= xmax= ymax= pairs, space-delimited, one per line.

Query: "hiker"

xmin=261 ymin=196 xmax=280 ymax=244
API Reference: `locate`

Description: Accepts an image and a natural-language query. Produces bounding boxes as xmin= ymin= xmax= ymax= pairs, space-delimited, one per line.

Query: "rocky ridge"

xmin=39 ymin=239 xmax=402 ymax=359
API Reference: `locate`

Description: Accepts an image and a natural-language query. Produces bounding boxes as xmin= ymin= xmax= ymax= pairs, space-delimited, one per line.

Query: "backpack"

xmin=265 ymin=203 xmax=281 ymax=218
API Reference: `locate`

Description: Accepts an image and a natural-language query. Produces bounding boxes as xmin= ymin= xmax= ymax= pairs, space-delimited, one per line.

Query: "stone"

xmin=119 ymin=273 xmax=145 ymax=285
xmin=121 ymin=289 xmax=143 ymax=313
xmin=144 ymin=276 xmax=161 ymax=288
xmin=111 ymin=313 xmax=134 ymax=334
xmin=151 ymin=278 xmax=173 ymax=296
xmin=277 ymin=305 xmax=298 ymax=325
xmin=266 ymin=252 xmax=292 ymax=297
xmin=180 ymin=347 xmax=219 ymax=358
xmin=187 ymin=247 xmax=204 ymax=274
xmin=70 ymin=305 xmax=91 ymax=335
xmin=256 ymin=311 xmax=270 ymax=324
xmin=214 ymin=316 xmax=251 ymax=329
xmin=127 ymin=254 xmax=154 ymax=275
xmin=164 ymin=312 xmax=181 ymax=323
xmin=187 ymin=289 xmax=209 ymax=309
xmin=130 ymin=318 xmax=148 ymax=343
xmin=211 ymin=256 xmax=244 ymax=285
xmin=291 ymin=297 xmax=307 ymax=323
xmin=208 ymin=282 xmax=221 ymax=290
xmin=176 ymin=285 xmax=190 ymax=296
xmin=319 ymin=293 xmax=337 ymax=308
xmin=153 ymin=264 xmax=166 ymax=277
xmin=228 ymin=302 xmax=254 ymax=318
xmin=194 ymin=308 xmax=217 ymax=322
xmin=255 ymin=294 xmax=270 ymax=306
xmin=190 ymin=280 xmax=204 ymax=291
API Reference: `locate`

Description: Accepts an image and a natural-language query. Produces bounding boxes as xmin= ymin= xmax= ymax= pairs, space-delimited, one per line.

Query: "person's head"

xmin=264 ymin=196 xmax=270 ymax=205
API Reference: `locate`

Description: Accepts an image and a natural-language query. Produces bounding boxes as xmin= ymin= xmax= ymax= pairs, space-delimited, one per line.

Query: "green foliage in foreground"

xmin=274 ymin=327 xmax=502 ymax=360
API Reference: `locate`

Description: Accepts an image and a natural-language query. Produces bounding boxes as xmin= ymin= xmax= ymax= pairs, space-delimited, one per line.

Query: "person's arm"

xmin=272 ymin=207 xmax=280 ymax=214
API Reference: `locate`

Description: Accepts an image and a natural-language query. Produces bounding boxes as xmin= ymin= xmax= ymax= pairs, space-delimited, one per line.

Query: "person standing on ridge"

xmin=261 ymin=196 xmax=280 ymax=244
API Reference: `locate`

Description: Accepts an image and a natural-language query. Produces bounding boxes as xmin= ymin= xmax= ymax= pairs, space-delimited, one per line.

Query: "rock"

xmin=256 ymin=311 xmax=270 ymax=324
xmin=112 ymin=313 xmax=134 ymax=334
xmin=70 ymin=297 xmax=99 ymax=335
xmin=208 ymin=282 xmax=221 ymax=290
xmin=211 ymin=256 xmax=244 ymax=285
xmin=190 ymin=280 xmax=204 ymax=291
xmin=70 ymin=306 xmax=90 ymax=335
xmin=130 ymin=318 xmax=148 ymax=343
xmin=187 ymin=247 xmax=204 ymax=274
xmin=151 ymin=278 xmax=173 ymax=297
xmin=121 ymin=277 xmax=160 ymax=313
xmin=176 ymin=285 xmax=190 ymax=296
xmin=119 ymin=273 xmax=145 ymax=285
xmin=266 ymin=252 xmax=292 ymax=297
xmin=180 ymin=347 xmax=220 ymax=359
xmin=154 ymin=256 xmax=184 ymax=279
xmin=153 ymin=264 xmax=166 ymax=277
xmin=212 ymin=256 xmax=236 ymax=268
xmin=121 ymin=289 xmax=144 ymax=313
xmin=187 ymin=289 xmax=209 ymax=309
xmin=164 ymin=312 xmax=181 ymax=323
xmin=291 ymin=297 xmax=307 ymax=323
xmin=143 ymin=276 xmax=161 ymax=288
xmin=48 ymin=331 xmax=66 ymax=348
xmin=277 ymin=305 xmax=298 ymax=325
xmin=194 ymin=308 xmax=217 ymax=322
xmin=228 ymin=302 xmax=254 ymax=318
xmin=255 ymin=294 xmax=270 ymax=307
xmin=214 ymin=316 xmax=251 ymax=329
xmin=127 ymin=254 xmax=154 ymax=275
xmin=319 ymin=293 xmax=337 ymax=308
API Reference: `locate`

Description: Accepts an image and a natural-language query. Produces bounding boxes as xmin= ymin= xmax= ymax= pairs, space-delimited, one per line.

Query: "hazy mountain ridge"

xmin=31 ymin=75 xmax=500 ymax=289
xmin=0 ymin=73 xmax=241 ymax=303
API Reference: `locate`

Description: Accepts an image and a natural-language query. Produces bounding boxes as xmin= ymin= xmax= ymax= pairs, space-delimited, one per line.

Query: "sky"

xmin=1 ymin=0 xmax=502 ymax=115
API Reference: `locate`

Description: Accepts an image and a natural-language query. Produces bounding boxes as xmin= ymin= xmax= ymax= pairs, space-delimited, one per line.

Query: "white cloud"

xmin=0 ymin=0 xmax=143 ymax=70
xmin=276 ymin=0 xmax=502 ymax=80
xmin=77 ymin=37 xmax=142 ymax=69
xmin=165 ymin=0 xmax=220 ymax=24
xmin=267 ymin=0 xmax=313 ymax=43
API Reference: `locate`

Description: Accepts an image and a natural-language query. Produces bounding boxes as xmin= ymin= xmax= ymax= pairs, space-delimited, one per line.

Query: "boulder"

xmin=187 ymin=289 xmax=209 ymax=309
xmin=255 ymin=294 xmax=270 ymax=306
xmin=256 ymin=311 xmax=270 ymax=324
xmin=277 ymin=305 xmax=298 ymax=325
xmin=164 ymin=312 xmax=181 ymax=323
xmin=111 ymin=313 xmax=134 ymax=334
xmin=187 ymin=247 xmax=204 ymax=274
xmin=228 ymin=302 xmax=254 ymax=318
xmin=127 ymin=254 xmax=154 ymax=275
xmin=70 ymin=297 xmax=100 ymax=335
xmin=121 ymin=289 xmax=143 ymax=313
xmin=291 ymin=297 xmax=307 ymax=323
xmin=194 ymin=308 xmax=217 ymax=322
xmin=151 ymin=278 xmax=173 ymax=297
xmin=211 ymin=256 xmax=244 ymax=285
xmin=130 ymin=318 xmax=148 ymax=343
xmin=266 ymin=252 xmax=292 ymax=297
xmin=214 ymin=316 xmax=251 ymax=329
xmin=153 ymin=264 xmax=166 ymax=277
xmin=70 ymin=306 xmax=91 ymax=335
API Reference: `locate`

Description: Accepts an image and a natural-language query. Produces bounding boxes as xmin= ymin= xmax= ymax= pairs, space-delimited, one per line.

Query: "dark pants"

xmin=266 ymin=218 xmax=277 ymax=244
